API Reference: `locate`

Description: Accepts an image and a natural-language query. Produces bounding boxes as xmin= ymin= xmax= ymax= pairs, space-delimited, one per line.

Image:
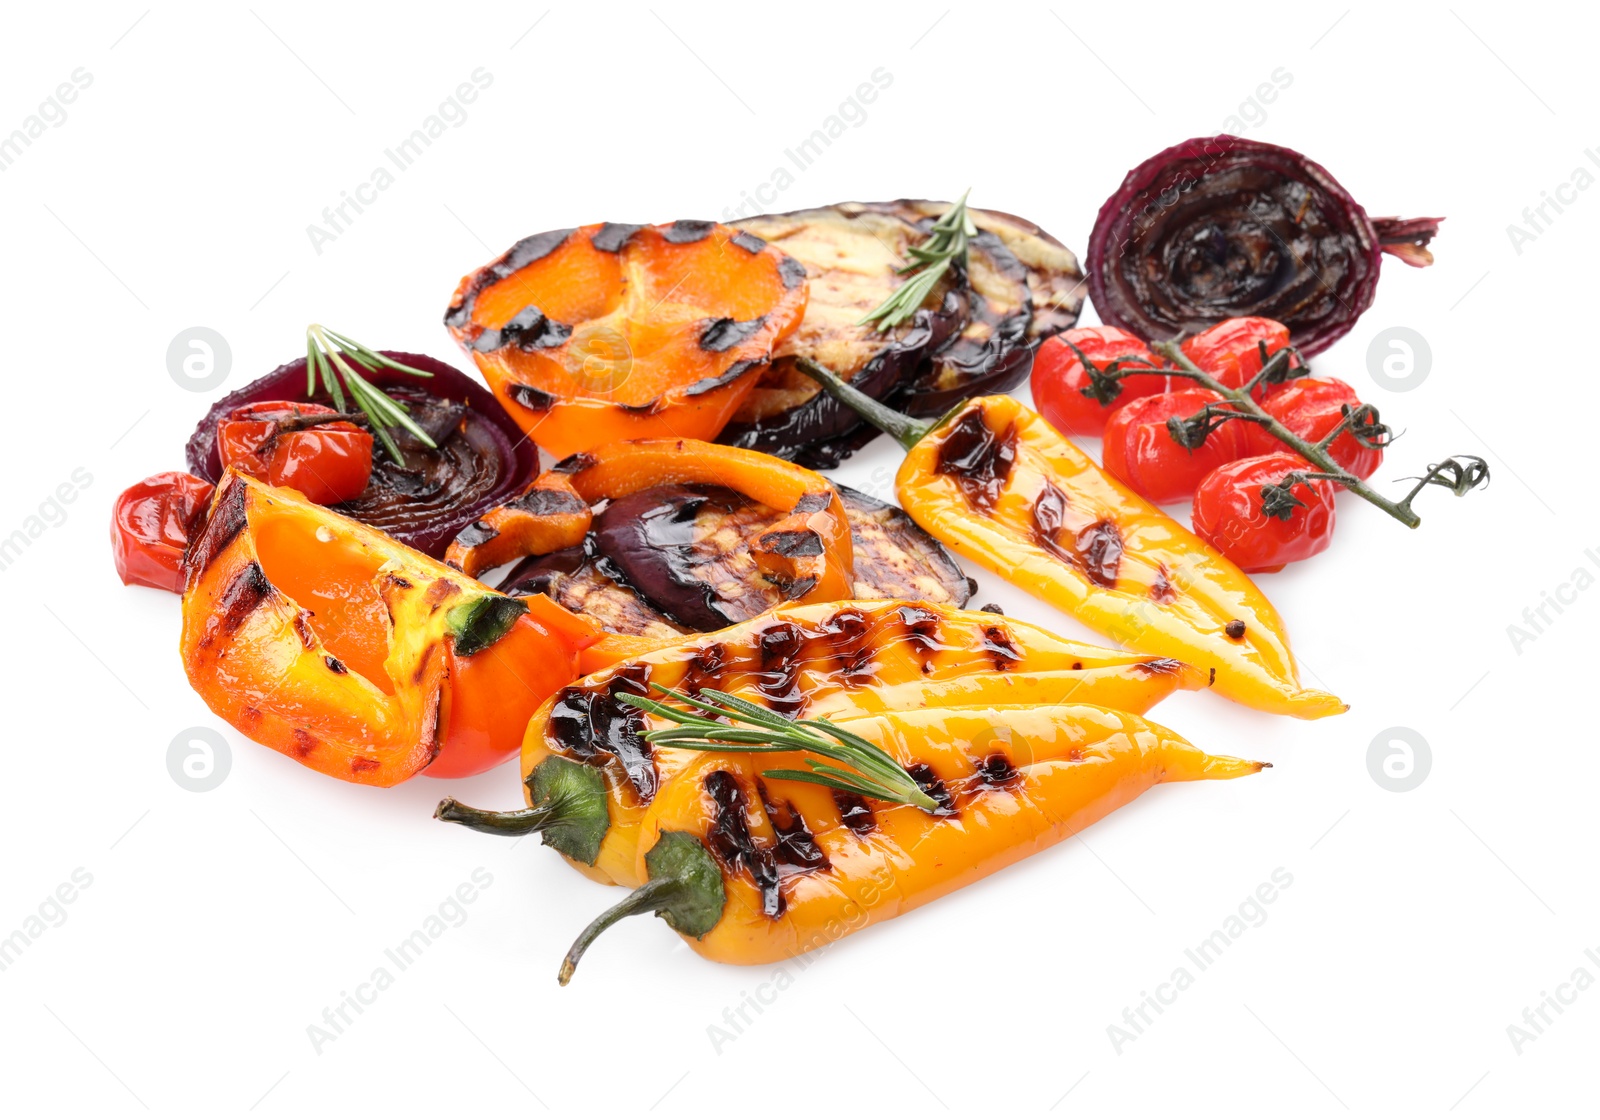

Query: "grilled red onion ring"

xmin=185 ymin=352 xmax=536 ymax=557
xmin=1087 ymin=136 xmax=1442 ymax=356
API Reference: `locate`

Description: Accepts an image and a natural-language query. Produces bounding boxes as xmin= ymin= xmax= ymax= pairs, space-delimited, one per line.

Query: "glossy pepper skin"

xmin=436 ymin=599 xmax=1209 ymax=888
xmin=558 ymin=704 xmax=1267 ymax=977
xmin=180 ymin=470 xmax=588 ymax=785
xmin=896 ymin=395 xmax=1344 ymax=718
xmin=445 ymin=221 xmax=808 ymax=459
xmin=444 ymin=438 xmax=856 ymax=670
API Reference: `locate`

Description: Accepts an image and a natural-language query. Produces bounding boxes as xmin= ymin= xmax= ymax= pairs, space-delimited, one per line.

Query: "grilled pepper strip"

xmin=180 ymin=470 xmax=586 ymax=785
xmin=435 ymin=599 xmax=1207 ymax=887
xmin=445 ymin=440 xmax=856 ymax=655
xmin=556 ymin=704 xmax=1267 ymax=979
xmin=800 ymin=362 xmax=1343 ymax=718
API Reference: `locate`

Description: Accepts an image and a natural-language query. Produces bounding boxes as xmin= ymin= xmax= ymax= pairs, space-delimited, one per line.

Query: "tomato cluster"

xmin=1031 ymin=317 xmax=1383 ymax=572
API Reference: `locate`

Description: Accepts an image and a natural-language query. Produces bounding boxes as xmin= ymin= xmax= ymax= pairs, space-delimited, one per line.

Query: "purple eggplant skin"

xmin=514 ymin=483 xmax=973 ymax=638
xmin=719 ymin=206 xmax=969 ymax=469
xmin=185 ymin=351 xmax=537 ymax=558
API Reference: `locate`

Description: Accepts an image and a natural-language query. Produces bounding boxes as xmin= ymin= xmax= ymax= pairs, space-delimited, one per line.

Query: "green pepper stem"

xmin=1148 ymin=341 xmax=1425 ymax=529
xmin=558 ymin=877 xmax=687 ymax=986
xmin=794 ymin=357 xmax=932 ymax=451
xmin=434 ymin=797 xmax=573 ymax=837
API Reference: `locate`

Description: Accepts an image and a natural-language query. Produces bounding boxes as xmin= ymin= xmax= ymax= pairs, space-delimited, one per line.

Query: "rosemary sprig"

xmin=859 ymin=191 xmax=976 ymax=333
xmin=617 ymin=685 xmax=939 ymax=812
xmin=304 ymin=324 xmax=437 ymax=467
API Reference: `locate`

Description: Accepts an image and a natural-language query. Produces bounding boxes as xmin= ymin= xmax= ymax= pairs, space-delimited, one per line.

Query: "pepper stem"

xmin=558 ymin=877 xmax=687 ymax=986
xmin=433 ymin=797 xmax=572 ymax=837
xmin=794 ymin=357 xmax=932 ymax=451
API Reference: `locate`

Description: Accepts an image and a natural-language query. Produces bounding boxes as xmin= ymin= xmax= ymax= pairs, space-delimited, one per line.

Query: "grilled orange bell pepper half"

xmin=798 ymin=362 xmax=1344 ymax=719
xmin=555 ymin=704 xmax=1267 ymax=979
xmin=433 ymin=599 xmax=1208 ymax=888
xmin=180 ymin=470 xmax=590 ymax=785
xmin=444 ymin=221 xmax=808 ymax=459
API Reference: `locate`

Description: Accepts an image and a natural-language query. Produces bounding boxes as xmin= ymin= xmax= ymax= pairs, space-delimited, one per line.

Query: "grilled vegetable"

xmin=1087 ymin=136 xmax=1442 ymax=356
xmin=180 ymin=471 xmax=588 ymax=784
xmin=506 ymin=482 xmax=972 ymax=637
xmin=555 ymin=703 xmax=1266 ymax=978
xmin=216 ymin=400 xmax=372 ymax=506
xmin=798 ymin=362 xmax=1345 ymax=718
xmin=111 ymin=472 xmax=214 ymax=593
xmin=434 ymin=599 xmax=1208 ymax=888
xmin=718 ymin=206 xmax=967 ymax=465
xmin=444 ymin=221 xmax=808 ymax=459
xmin=186 ymin=351 xmax=536 ymax=558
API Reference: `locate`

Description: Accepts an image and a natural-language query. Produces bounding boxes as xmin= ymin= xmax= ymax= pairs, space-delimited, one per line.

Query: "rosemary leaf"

xmin=858 ymin=191 xmax=975 ymax=334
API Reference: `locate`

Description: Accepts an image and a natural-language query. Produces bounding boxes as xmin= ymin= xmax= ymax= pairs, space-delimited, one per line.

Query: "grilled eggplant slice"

xmin=500 ymin=484 xmax=971 ymax=637
xmin=719 ymin=207 xmax=966 ymax=466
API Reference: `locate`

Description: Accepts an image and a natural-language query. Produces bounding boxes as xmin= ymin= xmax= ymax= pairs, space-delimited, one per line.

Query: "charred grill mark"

xmin=976 ymin=752 xmax=1021 ymax=788
xmin=1077 ymin=521 xmax=1124 ymax=588
xmin=350 ymin=757 xmax=380 ymax=774
xmin=684 ymin=357 xmax=761 ymax=397
xmin=821 ymin=607 xmax=875 ymax=687
xmin=896 ymin=604 xmax=942 ymax=659
xmin=455 ymin=521 xmax=498 ymax=548
xmin=590 ymin=222 xmax=643 ymax=253
xmin=778 ymin=255 xmax=808 ymax=289
xmin=790 ymin=491 xmax=832 ymax=516
xmin=1032 ymin=483 xmax=1123 ymax=588
xmin=292 ymin=729 xmax=316 ymax=757
xmin=507 ymin=487 xmax=589 ymax=516
xmin=1032 ymin=479 xmax=1071 ymax=563
xmin=216 ymin=561 xmax=273 ymax=636
xmin=757 ymin=780 xmax=831 ymax=875
xmin=1225 ymin=619 xmax=1247 ymax=640
xmin=1133 ymin=658 xmax=1186 ymax=676
xmin=754 ymin=621 xmax=806 ymax=716
xmin=425 ymin=580 xmax=459 ymax=609
xmin=935 ymin=409 xmax=1017 ymax=513
xmin=768 ymin=574 xmax=818 ymax=599
xmin=908 ymin=764 xmax=956 ymax=817
xmin=474 ymin=304 xmax=572 ymax=353
xmin=548 ymin=669 xmax=656 ymax=800
xmin=618 ymin=398 xmax=664 ymax=416
xmin=706 ymin=771 xmax=784 ymax=917
xmin=1151 ymin=564 xmax=1177 ymax=604
xmin=981 ymin=624 xmax=1021 ymax=671
xmin=324 ymin=655 xmax=347 ymax=674
xmin=832 ymin=791 xmax=877 ymax=836
xmin=445 ymin=228 xmax=574 ymax=329
xmin=551 ymin=452 xmax=598 ymax=475
xmin=758 ymin=528 xmax=823 ymax=558
xmin=663 ymin=219 xmax=714 ymax=244
xmin=507 ymin=383 xmax=557 ymax=412
xmin=683 ymin=642 xmax=728 ymax=695
xmin=184 ymin=476 xmax=247 ymax=578
xmin=730 ymin=230 xmax=767 ymax=254
xmin=698 ymin=316 xmax=767 ymax=353
xmin=292 ymin=609 xmax=316 ymax=650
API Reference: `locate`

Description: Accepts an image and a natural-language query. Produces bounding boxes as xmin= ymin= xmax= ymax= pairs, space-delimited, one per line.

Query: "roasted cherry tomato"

xmin=1253 ymin=377 xmax=1384 ymax=480
xmin=1192 ymin=452 xmax=1336 ymax=573
xmin=1181 ymin=317 xmax=1299 ymax=396
xmin=1031 ymin=326 xmax=1169 ymax=438
xmin=217 ymin=401 xmax=373 ymax=506
xmin=1102 ymin=388 xmax=1252 ymax=505
xmin=111 ymin=471 xmax=215 ymax=593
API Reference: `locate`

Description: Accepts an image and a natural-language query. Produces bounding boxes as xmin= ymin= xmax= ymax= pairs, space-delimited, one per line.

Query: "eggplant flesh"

xmin=720 ymin=207 xmax=966 ymax=467
xmin=501 ymin=484 xmax=972 ymax=638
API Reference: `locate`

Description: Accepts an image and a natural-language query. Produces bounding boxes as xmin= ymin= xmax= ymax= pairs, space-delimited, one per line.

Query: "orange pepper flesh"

xmin=446 ymin=222 xmax=808 ymax=459
xmin=513 ymin=599 xmax=1208 ymax=888
xmin=558 ymin=705 xmax=1265 ymax=976
xmin=896 ymin=396 xmax=1344 ymax=719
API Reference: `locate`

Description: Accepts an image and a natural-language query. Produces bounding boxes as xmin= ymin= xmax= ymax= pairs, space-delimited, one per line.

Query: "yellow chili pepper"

xmin=798 ymin=361 xmax=1344 ymax=719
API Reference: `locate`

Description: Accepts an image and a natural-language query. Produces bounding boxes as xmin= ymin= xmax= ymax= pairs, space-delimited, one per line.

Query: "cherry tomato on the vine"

xmin=111 ymin=471 xmax=215 ymax=593
xmin=1254 ymin=377 xmax=1384 ymax=480
xmin=1181 ymin=317 xmax=1299 ymax=396
xmin=1103 ymin=388 xmax=1252 ymax=505
xmin=1192 ymin=452 xmax=1336 ymax=573
xmin=1031 ymin=327 xmax=1169 ymax=438
xmin=218 ymin=400 xmax=373 ymax=506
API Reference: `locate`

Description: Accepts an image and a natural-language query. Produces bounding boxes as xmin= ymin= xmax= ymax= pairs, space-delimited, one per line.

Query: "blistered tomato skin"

xmin=110 ymin=471 xmax=215 ymax=593
xmin=1255 ymin=377 xmax=1383 ymax=480
xmin=1181 ymin=318 xmax=1298 ymax=397
xmin=1031 ymin=327 xmax=1169 ymax=438
xmin=1103 ymin=389 xmax=1251 ymax=505
xmin=1192 ymin=453 xmax=1336 ymax=572
xmin=217 ymin=401 xmax=373 ymax=506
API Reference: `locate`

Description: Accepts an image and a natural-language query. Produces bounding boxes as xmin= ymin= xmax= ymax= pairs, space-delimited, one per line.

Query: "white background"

xmin=1 ymin=3 xmax=1595 ymax=1115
